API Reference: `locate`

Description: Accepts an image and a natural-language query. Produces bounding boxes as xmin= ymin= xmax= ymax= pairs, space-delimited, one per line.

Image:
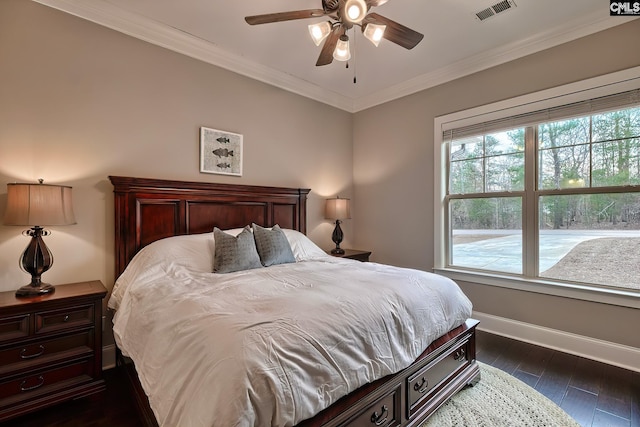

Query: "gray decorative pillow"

xmin=252 ymin=223 xmax=296 ymax=267
xmin=213 ymin=226 xmax=262 ymax=273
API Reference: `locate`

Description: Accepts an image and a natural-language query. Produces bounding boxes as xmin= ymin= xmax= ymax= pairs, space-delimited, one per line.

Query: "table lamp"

xmin=4 ymin=180 xmax=76 ymax=297
xmin=325 ymin=197 xmax=351 ymax=255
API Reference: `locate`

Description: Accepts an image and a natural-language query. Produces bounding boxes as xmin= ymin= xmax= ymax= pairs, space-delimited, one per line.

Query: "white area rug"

xmin=423 ymin=362 xmax=580 ymax=427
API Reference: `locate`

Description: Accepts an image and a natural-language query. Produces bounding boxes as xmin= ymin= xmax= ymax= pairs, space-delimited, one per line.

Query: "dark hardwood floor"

xmin=1 ymin=330 xmax=638 ymax=426
xmin=476 ymin=330 xmax=640 ymax=427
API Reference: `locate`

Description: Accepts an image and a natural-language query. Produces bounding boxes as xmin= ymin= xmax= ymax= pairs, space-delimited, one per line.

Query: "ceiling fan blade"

xmin=245 ymin=9 xmax=326 ymax=25
xmin=316 ymin=26 xmax=341 ymax=66
xmin=366 ymin=0 xmax=389 ymax=6
xmin=365 ymin=12 xmax=424 ymax=49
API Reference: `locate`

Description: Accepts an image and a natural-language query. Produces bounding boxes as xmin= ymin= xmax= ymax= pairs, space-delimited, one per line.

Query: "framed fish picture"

xmin=199 ymin=127 xmax=243 ymax=176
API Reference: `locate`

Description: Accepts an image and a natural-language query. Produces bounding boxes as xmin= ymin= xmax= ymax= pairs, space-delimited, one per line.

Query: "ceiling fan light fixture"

xmin=308 ymin=21 xmax=332 ymax=46
xmin=333 ymin=35 xmax=351 ymax=61
xmin=343 ymin=0 xmax=367 ymax=24
xmin=363 ymin=23 xmax=386 ymax=46
xmin=244 ymin=0 xmax=424 ymax=68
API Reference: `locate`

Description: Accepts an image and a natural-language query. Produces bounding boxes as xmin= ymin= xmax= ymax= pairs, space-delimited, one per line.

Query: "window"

xmin=435 ymin=70 xmax=640 ymax=301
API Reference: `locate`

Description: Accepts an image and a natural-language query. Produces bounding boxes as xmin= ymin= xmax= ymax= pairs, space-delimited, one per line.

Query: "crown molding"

xmin=33 ymin=1 xmax=637 ymax=113
xmin=353 ymin=12 xmax=639 ymax=111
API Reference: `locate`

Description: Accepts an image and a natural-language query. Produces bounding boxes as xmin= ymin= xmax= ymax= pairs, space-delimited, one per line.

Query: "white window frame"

xmin=434 ymin=66 xmax=640 ymax=309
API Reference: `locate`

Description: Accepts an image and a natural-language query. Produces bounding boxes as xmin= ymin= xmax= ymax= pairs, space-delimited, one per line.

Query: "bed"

xmin=108 ymin=175 xmax=480 ymax=427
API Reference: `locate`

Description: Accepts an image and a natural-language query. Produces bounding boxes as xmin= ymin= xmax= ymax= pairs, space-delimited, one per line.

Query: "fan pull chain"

xmin=352 ymin=28 xmax=357 ymax=84
xmin=353 ymin=60 xmax=357 ymax=84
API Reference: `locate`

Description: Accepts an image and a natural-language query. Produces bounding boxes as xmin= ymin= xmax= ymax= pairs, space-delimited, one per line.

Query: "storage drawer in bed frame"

xmin=406 ymin=338 xmax=471 ymax=419
xmin=320 ymin=319 xmax=479 ymax=427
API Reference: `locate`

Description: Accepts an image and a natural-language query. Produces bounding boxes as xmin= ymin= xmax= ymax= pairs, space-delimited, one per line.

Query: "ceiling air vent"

xmin=475 ymin=0 xmax=517 ymax=21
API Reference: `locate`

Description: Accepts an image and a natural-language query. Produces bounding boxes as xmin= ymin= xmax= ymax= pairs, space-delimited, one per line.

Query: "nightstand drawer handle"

xmin=19 ymin=376 xmax=44 ymax=392
xmin=20 ymin=345 xmax=45 ymax=360
xmin=63 ymin=315 xmax=70 ymax=322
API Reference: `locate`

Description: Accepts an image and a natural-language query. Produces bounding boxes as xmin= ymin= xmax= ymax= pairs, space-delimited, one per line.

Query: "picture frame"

xmin=200 ymin=127 xmax=243 ymax=176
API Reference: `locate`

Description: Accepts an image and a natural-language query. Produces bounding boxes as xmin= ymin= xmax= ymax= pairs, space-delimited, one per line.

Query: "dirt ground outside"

xmin=453 ymin=234 xmax=640 ymax=290
xmin=540 ymin=237 xmax=640 ymax=290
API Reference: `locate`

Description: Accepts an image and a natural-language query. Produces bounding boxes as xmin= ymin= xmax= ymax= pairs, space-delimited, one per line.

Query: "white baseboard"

xmin=473 ymin=311 xmax=640 ymax=373
xmin=102 ymin=344 xmax=117 ymax=370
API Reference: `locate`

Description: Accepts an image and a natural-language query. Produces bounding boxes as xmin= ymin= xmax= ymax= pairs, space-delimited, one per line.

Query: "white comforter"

xmin=110 ymin=232 xmax=472 ymax=427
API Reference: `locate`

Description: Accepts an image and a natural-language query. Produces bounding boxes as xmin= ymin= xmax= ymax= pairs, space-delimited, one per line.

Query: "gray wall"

xmin=0 ymin=0 xmax=353 ymax=345
xmin=353 ymin=19 xmax=640 ymax=348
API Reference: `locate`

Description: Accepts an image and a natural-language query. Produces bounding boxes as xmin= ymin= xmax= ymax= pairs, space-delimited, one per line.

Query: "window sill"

xmin=433 ymin=267 xmax=640 ymax=309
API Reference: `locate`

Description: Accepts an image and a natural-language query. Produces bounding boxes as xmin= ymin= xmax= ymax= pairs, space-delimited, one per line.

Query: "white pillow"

xmin=108 ymin=229 xmax=245 ymax=310
xmin=281 ymin=228 xmax=330 ymax=261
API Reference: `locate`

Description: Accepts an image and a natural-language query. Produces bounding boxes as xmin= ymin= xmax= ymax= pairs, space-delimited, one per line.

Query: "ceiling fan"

xmin=245 ymin=0 xmax=424 ymax=66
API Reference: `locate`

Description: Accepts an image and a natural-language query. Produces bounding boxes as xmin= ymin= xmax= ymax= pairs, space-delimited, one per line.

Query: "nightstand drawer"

xmin=0 ymin=314 xmax=30 ymax=344
xmin=0 ymin=281 xmax=107 ymax=422
xmin=0 ymin=332 xmax=94 ymax=376
xmin=35 ymin=304 xmax=94 ymax=335
xmin=0 ymin=359 xmax=94 ymax=402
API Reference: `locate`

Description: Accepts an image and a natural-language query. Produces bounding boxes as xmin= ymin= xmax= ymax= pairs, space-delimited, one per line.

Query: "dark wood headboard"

xmin=109 ymin=176 xmax=310 ymax=278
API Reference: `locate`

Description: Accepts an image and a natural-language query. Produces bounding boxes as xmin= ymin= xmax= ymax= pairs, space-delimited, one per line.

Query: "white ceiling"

xmin=35 ymin=0 xmax=637 ymax=112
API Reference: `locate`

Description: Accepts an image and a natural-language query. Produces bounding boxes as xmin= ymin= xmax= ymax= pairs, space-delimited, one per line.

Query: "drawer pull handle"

xmin=370 ymin=405 xmax=388 ymax=426
xmin=19 ymin=376 xmax=45 ymax=392
xmin=63 ymin=315 xmax=70 ymax=322
xmin=20 ymin=345 xmax=45 ymax=360
xmin=413 ymin=377 xmax=429 ymax=394
xmin=454 ymin=349 xmax=466 ymax=361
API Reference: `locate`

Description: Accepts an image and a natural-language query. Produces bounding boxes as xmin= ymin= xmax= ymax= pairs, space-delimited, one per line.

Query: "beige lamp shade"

xmin=325 ymin=197 xmax=351 ymax=220
xmin=4 ymin=183 xmax=76 ymax=226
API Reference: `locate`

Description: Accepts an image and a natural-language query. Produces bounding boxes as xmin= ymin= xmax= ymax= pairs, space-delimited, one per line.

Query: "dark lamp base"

xmin=330 ymin=220 xmax=345 ymax=256
xmin=15 ymin=283 xmax=55 ymax=298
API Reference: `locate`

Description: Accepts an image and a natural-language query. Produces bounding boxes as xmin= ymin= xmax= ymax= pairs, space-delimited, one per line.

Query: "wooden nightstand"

xmin=329 ymin=249 xmax=372 ymax=262
xmin=0 ymin=280 xmax=107 ymax=422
